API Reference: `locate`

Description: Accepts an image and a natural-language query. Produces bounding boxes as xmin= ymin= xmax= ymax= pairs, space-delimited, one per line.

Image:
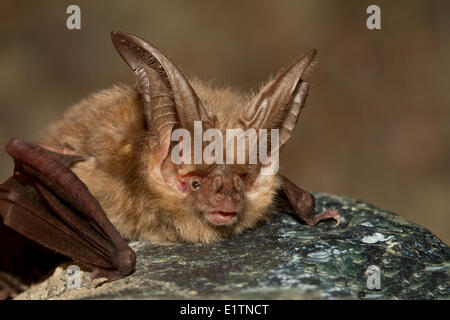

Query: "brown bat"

xmin=0 ymin=31 xmax=341 ymax=298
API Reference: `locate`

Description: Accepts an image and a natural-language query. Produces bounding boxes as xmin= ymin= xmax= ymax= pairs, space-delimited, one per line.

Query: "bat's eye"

xmin=191 ymin=180 xmax=201 ymax=191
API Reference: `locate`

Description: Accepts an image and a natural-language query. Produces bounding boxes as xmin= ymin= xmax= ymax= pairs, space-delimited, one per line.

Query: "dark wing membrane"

xmin=0 ymin=218 xmax=64 ymax=299
xmin=0 ymin=139 xmax=135 ymax=291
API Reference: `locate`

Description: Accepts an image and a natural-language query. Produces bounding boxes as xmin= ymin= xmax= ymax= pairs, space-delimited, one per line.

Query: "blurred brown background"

xmin=0 ymin=0 xmax=449 ymax=244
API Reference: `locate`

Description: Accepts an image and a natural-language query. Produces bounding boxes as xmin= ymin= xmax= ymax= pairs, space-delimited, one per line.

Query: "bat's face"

xmin=176 ymin=164 xmax=256 ymax=226
xmin=112 ymin=31 xmax=315 ymax=241
xmin=158 ymin=155 xmax=278 ymax=238
xmin=154 ymin=111 xmax=288 ymax=234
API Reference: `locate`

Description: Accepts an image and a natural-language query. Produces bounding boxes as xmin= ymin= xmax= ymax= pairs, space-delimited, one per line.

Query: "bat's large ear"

xmin=240 ymin=49 xmax=317 ymax=149
xmin=111 ymin=31 xmax=214 ymax=160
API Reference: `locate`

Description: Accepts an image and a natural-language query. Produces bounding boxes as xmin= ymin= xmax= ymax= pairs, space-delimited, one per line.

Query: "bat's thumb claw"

xmin=89 ymin=269 xmax=108 ymax=288
xmin=332 ymin=215 xmax=344 ymax=228
xmin=89 ymin=261 xmax=134 ymax=288
xmin=313 ymin=209 xmax=343 ymax=228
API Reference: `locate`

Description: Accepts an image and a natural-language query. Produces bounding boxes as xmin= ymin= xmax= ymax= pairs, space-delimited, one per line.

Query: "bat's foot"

xmin=89 ymin=248 xmax=136 ymax=287
xmin=89 ymin=269 xmax=120 ymax=288
xmin=310 ymin=209 xmax=343 ymax=228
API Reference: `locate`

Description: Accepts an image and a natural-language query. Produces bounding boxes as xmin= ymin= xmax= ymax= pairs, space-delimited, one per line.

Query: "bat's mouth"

xmin=204 ymin=211 xmax=238 ymax=226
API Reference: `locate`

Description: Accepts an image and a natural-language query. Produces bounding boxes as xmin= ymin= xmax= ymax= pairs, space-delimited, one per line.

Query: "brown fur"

xmin=44 ymin=80 xmax=280 ymax=244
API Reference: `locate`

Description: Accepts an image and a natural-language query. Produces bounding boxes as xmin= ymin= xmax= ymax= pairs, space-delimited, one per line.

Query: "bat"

xmin=0 ymin=31 xmax=341 ymax=298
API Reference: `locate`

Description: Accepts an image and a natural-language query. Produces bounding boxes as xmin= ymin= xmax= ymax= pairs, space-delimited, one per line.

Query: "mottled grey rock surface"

xmin=16 ymin=193 xmax=449 ymax=300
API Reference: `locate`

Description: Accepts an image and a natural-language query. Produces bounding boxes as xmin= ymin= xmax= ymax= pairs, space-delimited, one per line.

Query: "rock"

xmin=15 ymin=193 xmax=449 ymax=300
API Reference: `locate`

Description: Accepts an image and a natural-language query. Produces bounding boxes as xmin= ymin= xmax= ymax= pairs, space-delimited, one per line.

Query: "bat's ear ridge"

xmin=240 ymin=48 xmax=317 ymax=149
xmin=111 ymin=31 xmax=214 ymax=161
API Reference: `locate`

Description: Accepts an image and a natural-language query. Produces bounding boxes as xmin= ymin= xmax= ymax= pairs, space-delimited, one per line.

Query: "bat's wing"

xmin=0 ymin=139 xmax=135 ymax=296
xmin=277 ymin=175 xmax=342 ymax=227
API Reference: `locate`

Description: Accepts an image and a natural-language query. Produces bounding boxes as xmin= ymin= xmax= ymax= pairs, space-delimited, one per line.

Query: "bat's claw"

xmin=331 ymin=213 xmax=344 ymax=228
xmin=89 ymin=262 xmax=134 ymax=288
xmin=313 ymin=209 xmax=343 ymax=228
xmin=89 ymin=269 xmax=110 ymax=288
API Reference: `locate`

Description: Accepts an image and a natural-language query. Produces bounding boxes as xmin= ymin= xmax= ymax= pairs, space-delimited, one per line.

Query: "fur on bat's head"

xmin=111 ymin=31 xmax=315 ymax=242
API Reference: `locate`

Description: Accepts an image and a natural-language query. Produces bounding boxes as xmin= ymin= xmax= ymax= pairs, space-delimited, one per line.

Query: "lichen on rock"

xmin=15 ymin=193 xmax=450 ymax=300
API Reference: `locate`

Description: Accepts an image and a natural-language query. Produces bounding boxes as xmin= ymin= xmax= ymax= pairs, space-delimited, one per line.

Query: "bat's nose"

xmin=212 ymin=193 xmax=239 ymax=211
